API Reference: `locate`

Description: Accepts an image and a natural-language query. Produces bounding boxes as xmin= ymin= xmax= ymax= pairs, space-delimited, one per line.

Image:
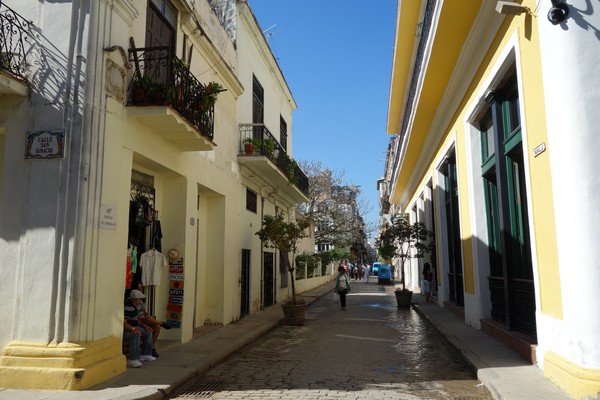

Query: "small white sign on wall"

xmin=100 ymin=204 xmax=117 ymax=230
xmin=533 ymin=142 xmax=546 ymax=158
xmin=25 ymin=130 xmax=65 ymax=159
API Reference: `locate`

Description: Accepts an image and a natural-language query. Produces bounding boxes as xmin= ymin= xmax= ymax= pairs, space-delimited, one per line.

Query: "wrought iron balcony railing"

xmin=128 ymin=44 xmax=223 ymax=141
xmin=0 ymin=1 xmax=32 ymax=80
xmin=239 ymin=123 xmax=309 ymax=197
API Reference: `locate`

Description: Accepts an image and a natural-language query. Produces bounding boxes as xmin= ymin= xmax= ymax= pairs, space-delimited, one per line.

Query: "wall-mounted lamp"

xmin=495 ymin=1 xmax=530 ymax=15
xmin=548 ymin=0 xmax=569 ymax=24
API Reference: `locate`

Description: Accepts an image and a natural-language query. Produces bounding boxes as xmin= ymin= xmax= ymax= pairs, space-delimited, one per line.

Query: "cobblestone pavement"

xmin=173 ymin=281 xmax=493 ymax=400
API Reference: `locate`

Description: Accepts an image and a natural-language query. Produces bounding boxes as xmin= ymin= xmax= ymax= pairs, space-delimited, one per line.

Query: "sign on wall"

xmin=99 ymin=204 xmax=117 ymax=230
xmin=167 ymin=258 xmax=184 ymax=328
xmin=25 ymin=129 xmax=65 ymax=159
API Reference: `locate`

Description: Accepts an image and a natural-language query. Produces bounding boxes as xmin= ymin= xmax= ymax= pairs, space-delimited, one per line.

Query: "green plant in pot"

xmin=259 ymin=138 xmax=275 ymax=157
xmin=199 ymin=81 xmax=226 ymax=110
xmin=243 ymin=137 xmax=255 ymax=154
xmin=132 ymin=75 xmax=167 ymax=104
xmin=256 ymin=211 xmax=310 ymax=325
xmin=376 ymin=214 xmax=430 ymax=307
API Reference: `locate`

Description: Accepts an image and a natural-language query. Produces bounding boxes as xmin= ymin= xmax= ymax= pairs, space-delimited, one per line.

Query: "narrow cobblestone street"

xmin=173 ymin=281 xmax=493 ymax=399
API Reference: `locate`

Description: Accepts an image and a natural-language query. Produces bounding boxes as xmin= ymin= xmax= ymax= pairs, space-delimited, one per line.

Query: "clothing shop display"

xmin=140 ymin=248 xmax=168 ymax=286
xmin=125 ymin=245 xmax=138 ymax=288
xmin=152 ymin=219 xmax=163 ymax=252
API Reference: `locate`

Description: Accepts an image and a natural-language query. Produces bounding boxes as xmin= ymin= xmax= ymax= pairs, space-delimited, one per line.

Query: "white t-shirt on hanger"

xmin=140 ymin=248 xmax=168 ymax=286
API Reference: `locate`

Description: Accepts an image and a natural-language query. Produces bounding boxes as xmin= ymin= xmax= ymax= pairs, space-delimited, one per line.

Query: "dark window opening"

xmin=246 ymin=188 xmax=257 ymax=213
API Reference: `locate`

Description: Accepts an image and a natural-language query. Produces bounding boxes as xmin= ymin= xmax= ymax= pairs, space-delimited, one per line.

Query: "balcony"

xmin=0 ymin=2 xmax=30 ymax=98
xmin=127 ymin=43 xmax=224 ymax=151
xmin=238 ymin=123 xmax=309 ymax=203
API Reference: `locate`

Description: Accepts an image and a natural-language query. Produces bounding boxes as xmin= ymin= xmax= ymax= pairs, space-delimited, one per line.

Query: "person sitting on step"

xmin=124 ymin=289 xmax=157 ymax=368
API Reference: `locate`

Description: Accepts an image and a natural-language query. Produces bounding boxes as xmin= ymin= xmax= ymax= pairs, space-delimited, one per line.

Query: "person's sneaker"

xmin=127 ymin=360 xmax=142 ymax=368
xmin=160 ymin=321 xmax=173 ymax=330
xmin=140 ymin=355 xmax=156 ymax=362
xmin=152 ymin=348 xmax=159 ymax=358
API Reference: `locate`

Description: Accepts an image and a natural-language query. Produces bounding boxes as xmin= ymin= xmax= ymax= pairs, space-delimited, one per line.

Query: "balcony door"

xmin=146 ymin=0 xmax=176 ymax=49
xmin=252 ymin=75 xmax=264 ymax=141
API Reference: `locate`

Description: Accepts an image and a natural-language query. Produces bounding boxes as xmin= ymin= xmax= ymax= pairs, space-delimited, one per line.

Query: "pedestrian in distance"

xmin=363 ymin=264 xmax=370 ymax=284
xmin=422 ymin=262 xmax=433 ymax=303
xmin=335 ymin=266 xmax=351 ymax=311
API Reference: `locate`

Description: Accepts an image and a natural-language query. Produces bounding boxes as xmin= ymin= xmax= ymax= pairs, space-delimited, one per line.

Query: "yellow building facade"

xmin=384 ymin=1 xmax=600 ymax=398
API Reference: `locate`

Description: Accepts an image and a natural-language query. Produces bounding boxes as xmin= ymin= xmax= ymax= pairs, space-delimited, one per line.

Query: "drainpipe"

xmin=260 ymin=196 xmax=264 ymax=309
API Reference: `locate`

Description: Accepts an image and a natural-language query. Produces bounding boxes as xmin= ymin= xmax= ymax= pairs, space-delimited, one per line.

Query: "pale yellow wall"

xmin=237 ymin=5 xmax=296 ymax=151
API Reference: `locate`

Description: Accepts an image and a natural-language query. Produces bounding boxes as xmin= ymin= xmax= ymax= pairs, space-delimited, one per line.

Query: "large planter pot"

xmin=395 ymin=289 xmax=413 ymax=308
xmin=281 ymin=302 xmax=307 ymax=326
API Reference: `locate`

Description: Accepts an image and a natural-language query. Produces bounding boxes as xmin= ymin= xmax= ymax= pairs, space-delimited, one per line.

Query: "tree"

xmin=255 ymin=211 xmax=310 ymax=305
xmin=298 ymin=160 xmax=374 ymax=255
xmin=376 ymin=214 xmax=430 ymax=291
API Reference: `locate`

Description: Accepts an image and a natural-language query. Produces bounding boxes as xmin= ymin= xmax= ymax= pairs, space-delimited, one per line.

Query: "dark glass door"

xmin=241 ymin=249 xmax=250 ymax=316
xmin=263 ymin=252 xmax=274 ymax=307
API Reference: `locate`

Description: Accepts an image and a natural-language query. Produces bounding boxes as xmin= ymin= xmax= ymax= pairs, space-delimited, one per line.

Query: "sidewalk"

xmin=411 ymin=292 xmax=571 ymax=400
xmin=0 ymin=282 xmax=571 ymax=400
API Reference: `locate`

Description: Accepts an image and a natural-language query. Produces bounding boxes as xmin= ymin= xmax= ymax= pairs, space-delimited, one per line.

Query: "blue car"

xmin=371 ymin=262 xmax=382 ymax=276
xmin=377 ymin=265 xmax=392 ymax=284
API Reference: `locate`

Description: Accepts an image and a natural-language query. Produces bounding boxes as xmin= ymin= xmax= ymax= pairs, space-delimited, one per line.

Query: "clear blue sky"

xmin=248 ymin=0 xmax=398 ymax=242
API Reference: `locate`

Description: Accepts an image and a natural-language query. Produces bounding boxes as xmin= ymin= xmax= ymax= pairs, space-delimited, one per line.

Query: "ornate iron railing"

xmin=128 ymin=45 xmax=217 ymax=141
xmin=239 ymin=123 xmax=309 ymax=197
xmin=0 ymin=1 xmax=32 ymax=80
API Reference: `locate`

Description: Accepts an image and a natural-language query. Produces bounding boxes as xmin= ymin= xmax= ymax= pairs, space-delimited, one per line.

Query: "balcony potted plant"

xmin=199 ymin=81 xmax=226 ymax=111
xmin=260 ymin=138 xmax=276 ymax=158
xmin=376 ymin=214 xmax=430 ymax=307
xmin=256 ymin=211 xmax=310 ymax=325
xmin=132 ymin=75 xmax=167 ymax=105
xmin=243 ymin=137 xmax=255 ymax=155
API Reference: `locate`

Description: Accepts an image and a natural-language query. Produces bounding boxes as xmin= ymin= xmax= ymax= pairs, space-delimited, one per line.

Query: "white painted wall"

xmin=537 ymin=0 xmax=600 ymax=369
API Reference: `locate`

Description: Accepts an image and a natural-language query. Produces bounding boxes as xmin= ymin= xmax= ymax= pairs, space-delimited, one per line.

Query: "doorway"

xmin=263 ymin=251 xmax=274 ymax=307
xmin=240 ymin=249 xmax=250 ymax=316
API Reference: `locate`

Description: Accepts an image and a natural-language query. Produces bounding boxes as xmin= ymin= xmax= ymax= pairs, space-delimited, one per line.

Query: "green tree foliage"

xmin=256 ymin=211 xmax=310 ymax=304
xmin=376 ymin=215 xmax=430 ymax=291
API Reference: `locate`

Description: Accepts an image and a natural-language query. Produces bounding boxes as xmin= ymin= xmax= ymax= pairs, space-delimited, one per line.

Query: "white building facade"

xmin=0 ymin=0 xmax=311 ymax=390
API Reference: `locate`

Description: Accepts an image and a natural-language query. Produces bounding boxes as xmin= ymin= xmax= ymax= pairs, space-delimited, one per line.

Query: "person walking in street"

xmin=363 ymin=264 xmax=370 ymax=284
xmin=335 ymin=266 xmax=351 ymax=311
xmin=422 ymin=262 xmax=433 ymax=303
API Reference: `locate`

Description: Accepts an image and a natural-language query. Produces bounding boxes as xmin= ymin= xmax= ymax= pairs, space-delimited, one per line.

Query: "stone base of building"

xmin=544 ymin=351 xmax=600 ymax=400
xmin=480 ymin=318 xmax=537 ymax=364
xmin=0 ymin=335 xmax=126 ymax=390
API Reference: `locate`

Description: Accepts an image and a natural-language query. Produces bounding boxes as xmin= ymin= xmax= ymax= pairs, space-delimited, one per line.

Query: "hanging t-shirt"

xmin=140 ymin=249 xmax=168 ymax=286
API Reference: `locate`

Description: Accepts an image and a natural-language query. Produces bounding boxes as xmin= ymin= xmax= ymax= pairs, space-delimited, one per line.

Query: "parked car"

xmin=371 ymin=262 xmax=382 ymax=276
xmin=377 ymin=265 xmax=392 ymax=284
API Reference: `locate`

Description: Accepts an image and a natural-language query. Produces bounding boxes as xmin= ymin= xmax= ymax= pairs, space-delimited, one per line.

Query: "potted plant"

xmin=256 ymin=211 xmax=310 ymax=325
xmin=376 ymin=214 xmax=430 ymax=307
xmin=132 ymin=75 xmax=153 ymax=103
xmin=132 ymin=75 xmax=167 ymax=104
xmin=243 ymin=137 xmax=255 ymax=154
xmin=199 ymin=81 xmax=226 ymax=110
